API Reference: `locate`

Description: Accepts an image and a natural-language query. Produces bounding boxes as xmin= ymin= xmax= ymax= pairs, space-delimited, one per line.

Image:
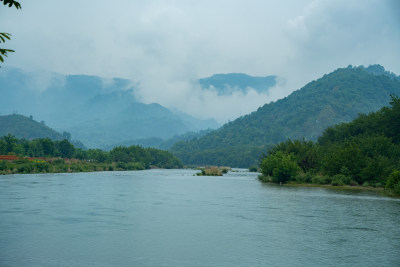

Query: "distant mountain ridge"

xmin=171 ymin=65 xmax=400 ymax=167
xmin=0 ymin=67 xmax=219 ymax=149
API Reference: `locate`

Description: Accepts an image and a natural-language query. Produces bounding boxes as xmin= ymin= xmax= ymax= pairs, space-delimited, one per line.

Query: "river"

xmin=0 ymin=169 xmax=399 ymax=266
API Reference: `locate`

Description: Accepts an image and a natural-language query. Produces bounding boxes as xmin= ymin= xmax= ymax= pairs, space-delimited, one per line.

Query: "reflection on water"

xmin=0 ymin=169 xmax=399 ymax=266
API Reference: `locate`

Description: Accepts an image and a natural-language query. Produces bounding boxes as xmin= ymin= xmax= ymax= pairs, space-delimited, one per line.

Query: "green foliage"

xmin=311 ymin=175 xmax=331 ymax=185
xmin=259 ymin=95 xmax=400 ymax=192
xmin=249 ymin=166 xmax=258 ymax=172
xmin=260 ymin=151 xmax=300 ymax=183
xmin=386 ymin=170 xmax=400 ymax=194
xmin=1 ymin=0 xmax=21 ymax=8
xmin=0 ymin=135 xmax=183 ymax=174
xmin=0 ymin=114 xmax=85 ymax=149
xmin=172 ymin=65 xmax=400 ymax=167
xmin=0 ymin=0 xmax=21 ymax=64
xmin=196 ymin=166 xmax=229 ymax=176
xmin=331 ymin=174 xmax=351 ymax=186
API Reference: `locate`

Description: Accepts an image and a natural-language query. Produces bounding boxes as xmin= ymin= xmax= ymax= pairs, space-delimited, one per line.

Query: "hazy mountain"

xmin=103 ymin=129 xmax=214 ymax=151
xmin=0 ymin=67 xmax=219 ymax=149
xmin=69 ymin=102 xmax=203 ymax=148
xmin=171 ymin=65 xmax=400 ymax=167
xmin=198 ymin=73 xmax=276 ymax=95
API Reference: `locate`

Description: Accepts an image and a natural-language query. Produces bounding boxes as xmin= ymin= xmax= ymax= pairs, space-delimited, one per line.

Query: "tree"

xmin=260 ymin=151 xmax=300 ymax=183
xmin=58 ymin=139 xmax=75 ymax=158
xmin=0 ymin=0 xmax=21 ymax=64
xmin=3 ymin=134 xmax=18 ymax=154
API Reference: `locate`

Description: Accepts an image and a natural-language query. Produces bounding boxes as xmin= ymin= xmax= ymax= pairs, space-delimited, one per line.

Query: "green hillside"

xmin=0 ymin=114 xmax=66 ymax=140
xmin=171 ymin=65 xmax=400 ymax=167
xmin=0 ymin=114 xmax=85 ymax=149
xmin=258 ymin=95 xmax=400 ymax=194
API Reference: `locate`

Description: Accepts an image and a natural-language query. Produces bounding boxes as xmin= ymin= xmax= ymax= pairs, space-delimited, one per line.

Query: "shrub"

xmin=331 ymin=174 xmax=351 ymax=186
xmin=362 ymin=181 xmax=370 ymax=187
xmin=386 ymin=170 xmax=400 ymax=193
xmin=260 ymin=152 xmax=300 ymax=184
xmin=312 ymin=175 xmax=330 ymax=185
xmin=249 ymin=166 xmax=258 ymax=172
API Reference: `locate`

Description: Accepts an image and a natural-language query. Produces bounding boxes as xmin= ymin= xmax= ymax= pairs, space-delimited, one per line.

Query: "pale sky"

xmin=1 ymin=0 xmax=399 ymax=122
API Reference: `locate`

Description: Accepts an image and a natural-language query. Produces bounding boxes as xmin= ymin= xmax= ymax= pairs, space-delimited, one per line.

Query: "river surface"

xmin=0 ymin=169 xmax=399 ymax=266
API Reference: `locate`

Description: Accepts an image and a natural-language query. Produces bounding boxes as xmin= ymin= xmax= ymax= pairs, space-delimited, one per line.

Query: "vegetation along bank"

xmin=0 ymin=135 xmax=183 ymax=174
xmin=259 ymin=95 xmax=400 ymax=195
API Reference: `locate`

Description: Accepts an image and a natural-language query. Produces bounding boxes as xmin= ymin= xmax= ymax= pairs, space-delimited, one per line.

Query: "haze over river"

xmin=0 ymin=169 xmax=399 ymax=266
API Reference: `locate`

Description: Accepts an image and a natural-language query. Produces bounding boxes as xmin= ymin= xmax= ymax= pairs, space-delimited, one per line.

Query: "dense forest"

xmin=0 ymin=135 xmax=183 ymax=174
xmin=259 ymin=95 xmax=400 ymax=194
xmin=171 ymin=65 xmax=400 ymax=167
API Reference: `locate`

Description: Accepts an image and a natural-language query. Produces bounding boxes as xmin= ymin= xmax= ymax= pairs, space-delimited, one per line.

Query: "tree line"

xmin=259 ymin=95 xmax=400 ymax=195
xmin=0 ymin=135 xmax=183 ymax=174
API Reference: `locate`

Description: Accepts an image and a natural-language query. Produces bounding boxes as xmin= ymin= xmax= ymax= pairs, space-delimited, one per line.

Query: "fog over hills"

xmin=0 ymin=67 xmax=220 ymax=149
xmin=198 ymin=73 xmax=276 ymax=95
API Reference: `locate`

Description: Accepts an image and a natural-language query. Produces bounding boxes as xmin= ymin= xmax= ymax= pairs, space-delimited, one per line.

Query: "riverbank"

xmin=0 ymin=158 xmax=148 ymax=175
xmin=262 ymin=180 xmax=400 ymax=197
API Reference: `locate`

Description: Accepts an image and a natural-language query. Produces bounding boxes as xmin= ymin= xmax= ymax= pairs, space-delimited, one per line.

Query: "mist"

xmin=1 ymin=0 xmax=399 ymax=123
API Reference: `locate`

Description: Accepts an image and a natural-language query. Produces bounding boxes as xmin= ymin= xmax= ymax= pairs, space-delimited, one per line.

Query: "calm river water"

xmin=0 ymin=169 xmax=399 ymax=266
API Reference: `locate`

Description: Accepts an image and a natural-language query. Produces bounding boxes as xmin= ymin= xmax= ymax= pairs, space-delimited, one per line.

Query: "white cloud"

xmin=1 ymin=0 xmax=399 ymax=123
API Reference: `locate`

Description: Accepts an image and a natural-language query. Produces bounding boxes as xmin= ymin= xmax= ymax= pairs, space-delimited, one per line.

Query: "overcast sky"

xmin=1 ymin=0 xmax=399 ymax=122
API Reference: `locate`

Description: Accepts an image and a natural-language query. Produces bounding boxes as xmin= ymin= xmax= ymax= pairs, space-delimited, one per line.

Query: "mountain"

xmin=0 ymin=67 xmax=218 ymax=149
xmin=0 ymin=114 xmax=65 ymax=140
xmin=171 ymin=65 xmax=400 ymax=167
xmin=198 ymin=73 xmax=276 ymax=95
xmin=103 ymin=129 xmax=214 ymax=151
xmin=68 ymin=102 xmax=203 ymax=148
xmin=0 ymin=114 xmax=85 ymax=149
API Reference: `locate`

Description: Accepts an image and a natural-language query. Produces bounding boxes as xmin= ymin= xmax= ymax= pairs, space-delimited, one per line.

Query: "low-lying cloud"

xmin=1 ymin=0 xmax=399 ymax=123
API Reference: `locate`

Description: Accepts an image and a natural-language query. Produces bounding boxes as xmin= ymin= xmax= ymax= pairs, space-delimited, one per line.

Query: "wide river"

xmin=0 ymin=169 xmax=399 ymax=266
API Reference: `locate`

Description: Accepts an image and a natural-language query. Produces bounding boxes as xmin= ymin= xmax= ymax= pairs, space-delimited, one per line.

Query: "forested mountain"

xmin=259 ymin=95 xmax=400 ymax=194
xmin=0 ymin=114 xmax=85 ymax=149
xmin=0 ymin=67 xmax=218 ymax=149
xmin=171 ymin=65 xmax=400 ymax=167
xmin=198 ymin=73 xmax=276 ymax=95
xmin=0 ymin=114 xmax=65 ymax=140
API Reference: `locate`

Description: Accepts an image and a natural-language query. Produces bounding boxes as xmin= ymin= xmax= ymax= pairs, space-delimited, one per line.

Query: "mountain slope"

xmin=0 ymin=67 xmax=219 ymax=149
xmin=0 ymin=114 xmax=65 ymax=140
xmin=171 ymin=65 xmax=400 ymax=167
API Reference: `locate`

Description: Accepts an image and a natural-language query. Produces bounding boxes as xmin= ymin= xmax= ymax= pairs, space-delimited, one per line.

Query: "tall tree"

xmin=0 ymin=0 xmax=21 ymax=64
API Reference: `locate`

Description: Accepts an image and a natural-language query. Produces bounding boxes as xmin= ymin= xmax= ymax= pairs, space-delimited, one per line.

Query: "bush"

xmin=249 ymin=166 xmax=258 ymax=172
xmin=393 ymin=182 xmax=400 ymax=195
xmin=294 ymin=172 xmax=313 ymax=183
xmin=260 ymin=152 xmax=300 ymax=184
xmin=53 ymin=158 xmax=65 ymax=164
xmin=312 ymin=175 xmax=330 ymax=185
xmin=331 ymin=174 xmax=351 ymax=186
xmin=386 ymin=170 xmax=400 ymax=193
xmin=362 ymin=181 xmax=370 ymax=187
